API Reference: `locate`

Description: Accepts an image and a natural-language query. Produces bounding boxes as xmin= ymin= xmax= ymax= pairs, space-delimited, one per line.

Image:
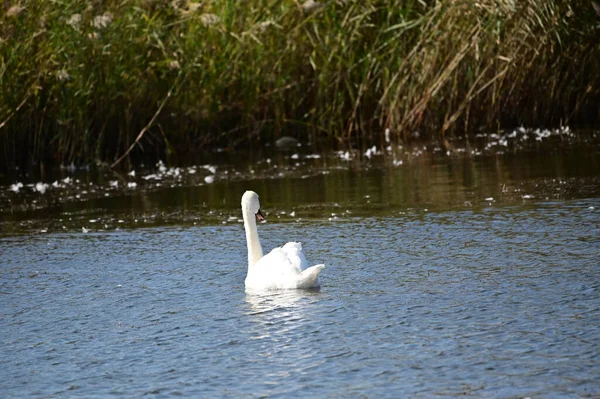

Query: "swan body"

xmin=241 ymin=191 xmax=324 ymax=290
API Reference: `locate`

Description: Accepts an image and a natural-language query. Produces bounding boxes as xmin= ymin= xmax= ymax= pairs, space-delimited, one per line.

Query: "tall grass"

xmin=1 ymin=0 xmax=599 ymax=170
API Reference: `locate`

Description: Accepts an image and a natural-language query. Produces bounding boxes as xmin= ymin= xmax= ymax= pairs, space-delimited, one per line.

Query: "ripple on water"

xmin=1 ymin=200 xmax=599 ymax=397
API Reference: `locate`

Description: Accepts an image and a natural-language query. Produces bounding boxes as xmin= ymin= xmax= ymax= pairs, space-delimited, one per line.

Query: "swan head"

xmin=242 ymin=191 xmax=265 ymax=221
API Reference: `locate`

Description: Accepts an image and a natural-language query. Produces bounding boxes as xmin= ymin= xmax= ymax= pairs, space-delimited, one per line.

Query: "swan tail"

xmin=296 ymin=264 xmax=325 ymax=289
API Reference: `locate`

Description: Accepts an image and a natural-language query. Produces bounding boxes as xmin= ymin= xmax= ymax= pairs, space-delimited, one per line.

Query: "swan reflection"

xmin=244 ymin=289 xmax=323 ymax=362
xmin=245 ymin=288 xmax=322 ymax=316
xmin=243 ymin=289 xmax=327 ymax=376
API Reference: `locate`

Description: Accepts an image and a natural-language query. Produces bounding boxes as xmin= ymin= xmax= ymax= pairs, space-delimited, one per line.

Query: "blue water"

xmin=2 ymin=200 xmax=599 ymax=398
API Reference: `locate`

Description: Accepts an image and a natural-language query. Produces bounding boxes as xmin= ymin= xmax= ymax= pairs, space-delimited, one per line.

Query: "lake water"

xmin=1 ymin=129 xmax=599 ymax=397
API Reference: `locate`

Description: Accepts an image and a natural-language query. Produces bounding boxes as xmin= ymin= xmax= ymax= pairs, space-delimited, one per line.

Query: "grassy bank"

xmin=1 ymin=0 xmax=599 ymax=170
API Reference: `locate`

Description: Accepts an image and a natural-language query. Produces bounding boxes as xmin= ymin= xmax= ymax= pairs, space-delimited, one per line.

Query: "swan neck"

xmin=243 ymin=209 xmax=263 ymax=267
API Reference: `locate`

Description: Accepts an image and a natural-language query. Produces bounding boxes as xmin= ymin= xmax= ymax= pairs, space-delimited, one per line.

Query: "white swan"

xmin=241 ymin=191 xmax=324 ymax=290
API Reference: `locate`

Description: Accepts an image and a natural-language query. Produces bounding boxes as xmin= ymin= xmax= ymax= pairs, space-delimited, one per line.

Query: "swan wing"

xmin=253 ymin=243 xmax=303 ymax=275
xmin=280 ymin=241 xmax=309 ymax=271
xmin=245 ymin=247 xmax=296 ymax=289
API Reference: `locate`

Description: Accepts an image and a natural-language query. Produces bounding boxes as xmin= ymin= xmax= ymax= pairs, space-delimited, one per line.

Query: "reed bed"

xmin=1 ymin=0 xmax=599 ymax=169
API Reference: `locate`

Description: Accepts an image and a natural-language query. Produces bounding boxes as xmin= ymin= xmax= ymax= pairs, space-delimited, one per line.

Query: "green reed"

xmin=0 ymin=0 xmax=598 ymax=170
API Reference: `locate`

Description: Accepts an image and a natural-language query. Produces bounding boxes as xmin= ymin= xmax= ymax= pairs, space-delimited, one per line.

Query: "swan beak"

xmin=256 ymin=209 xmax=265 ymax=221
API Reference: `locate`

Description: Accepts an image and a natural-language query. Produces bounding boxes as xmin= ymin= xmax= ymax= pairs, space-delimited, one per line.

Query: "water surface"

xmin=1 ymin=130 xmax=599 ymax=397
